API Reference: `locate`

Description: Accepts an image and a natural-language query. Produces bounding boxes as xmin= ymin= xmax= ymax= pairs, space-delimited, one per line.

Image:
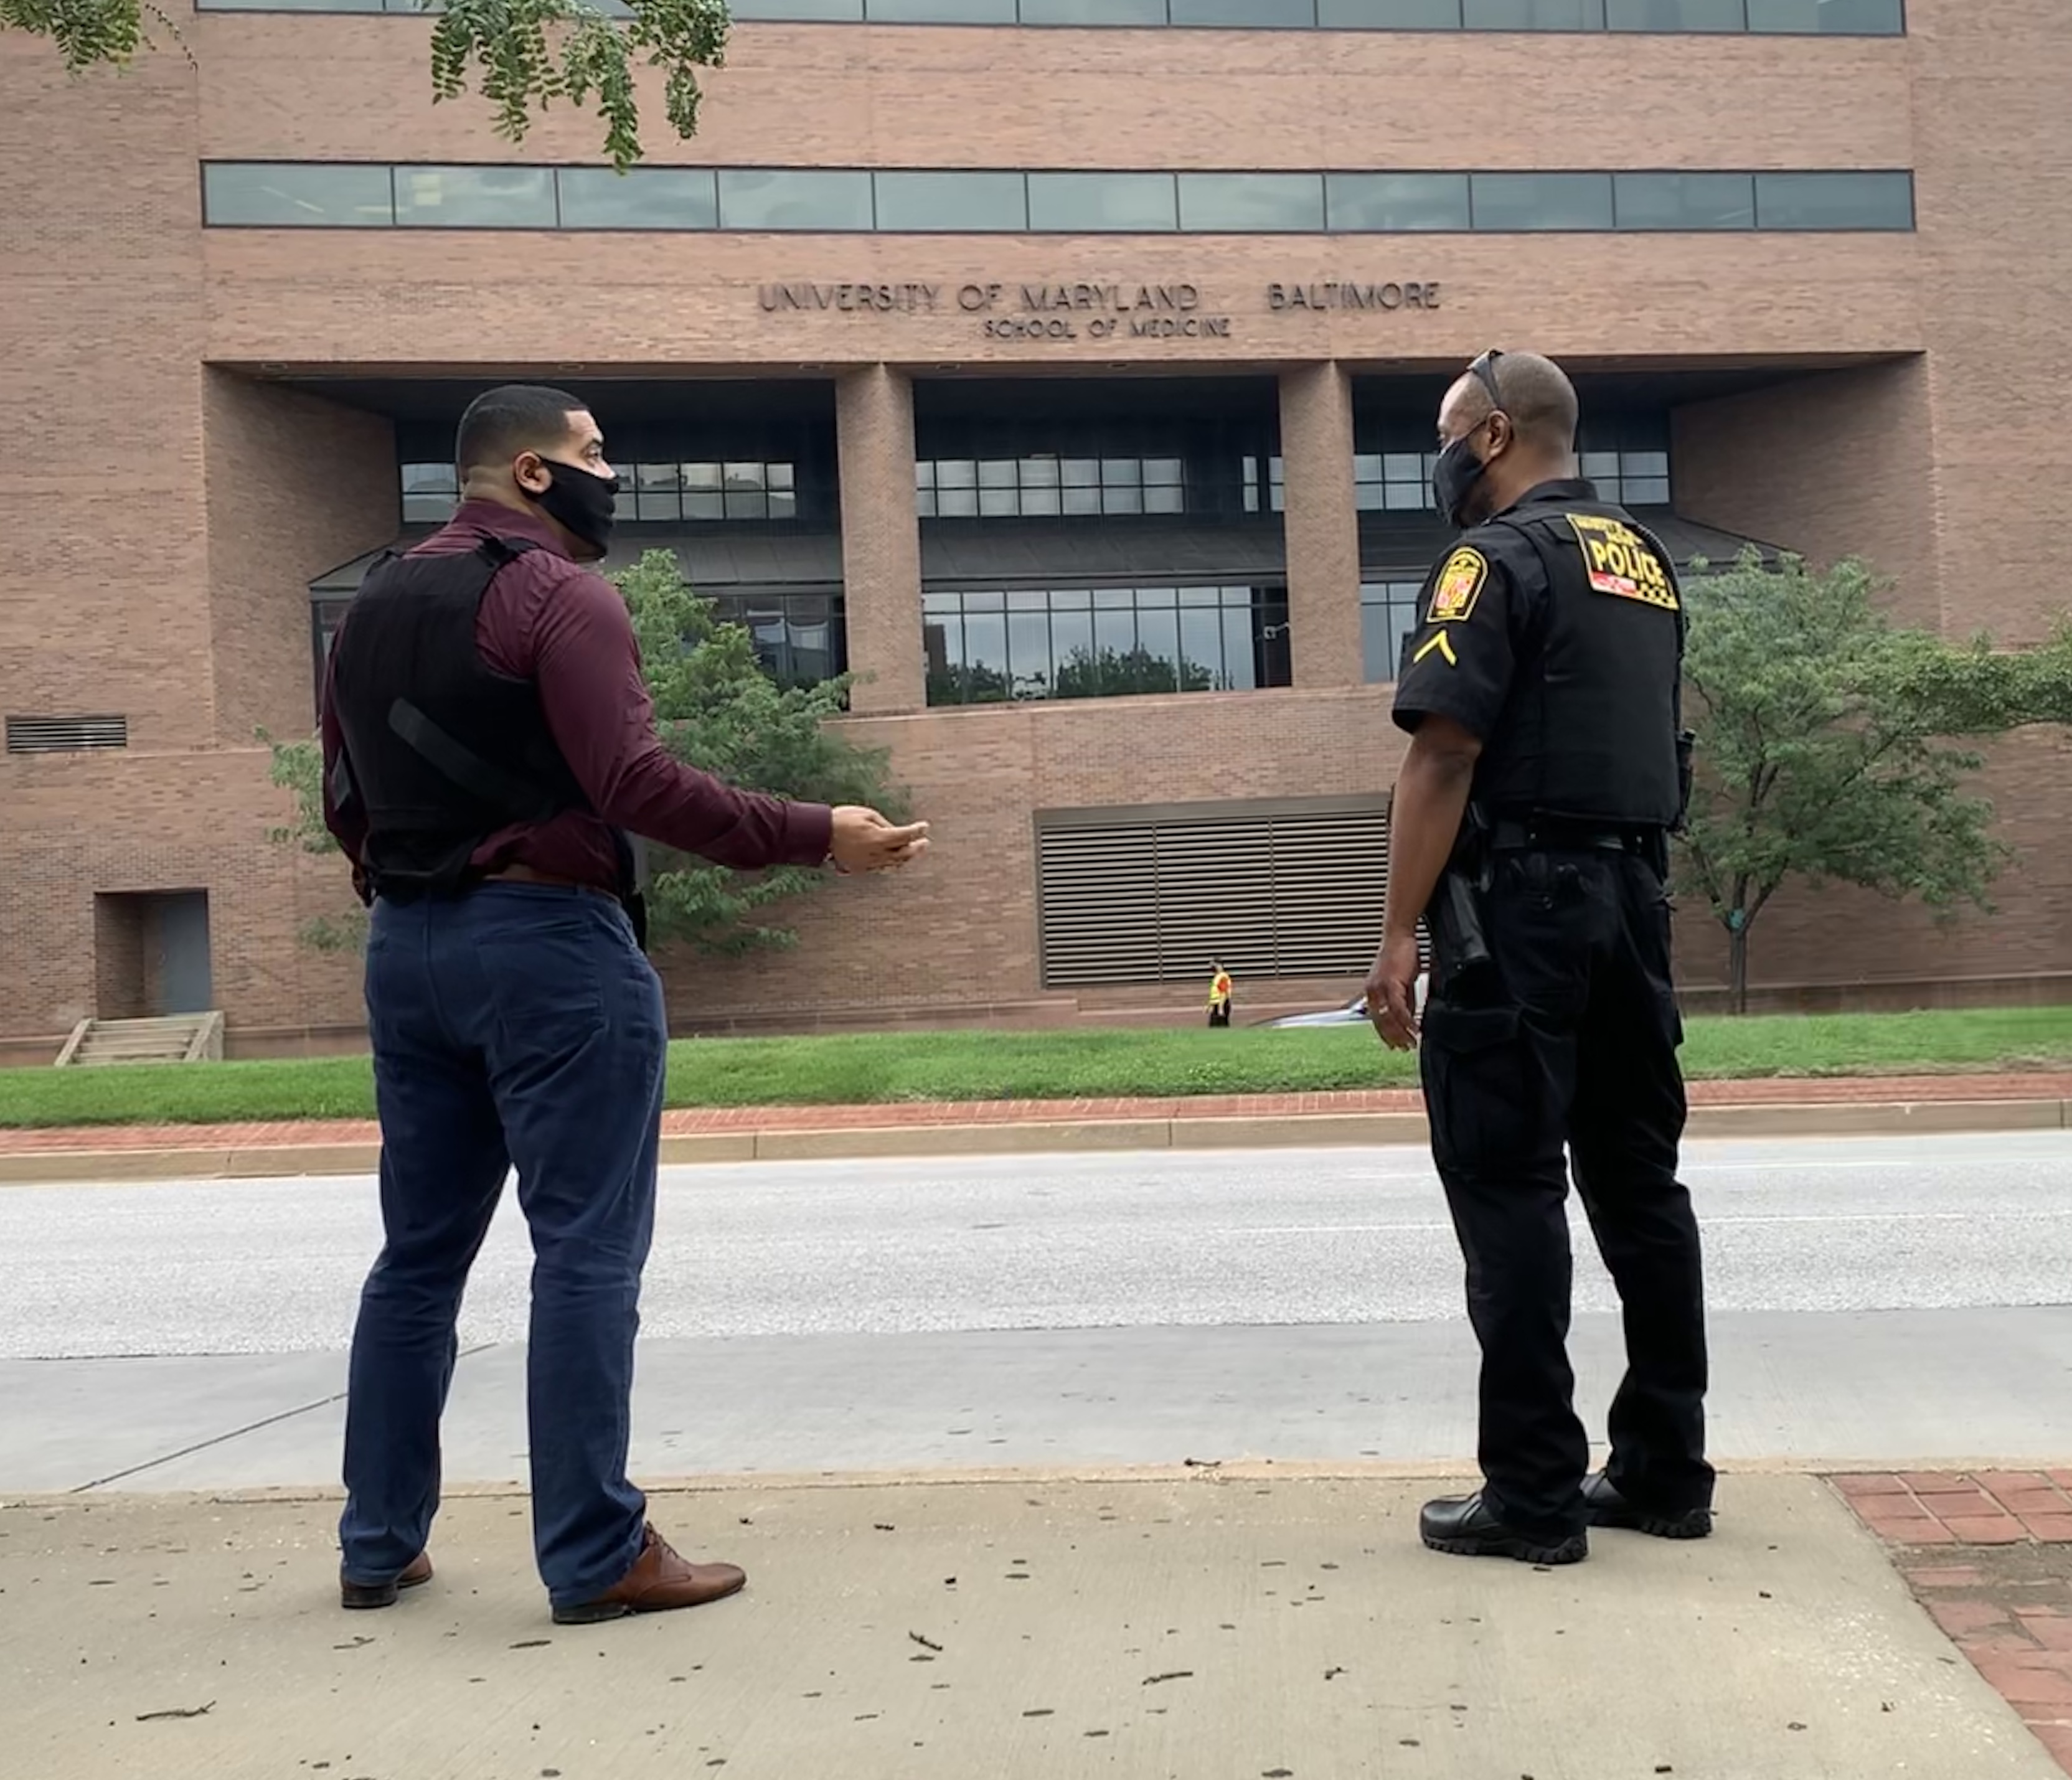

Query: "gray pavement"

xmin=4 ymin=1133 xmax=2072 ymax=1494
xmin=6 ymin=1476 xmax=2060 ymax=1780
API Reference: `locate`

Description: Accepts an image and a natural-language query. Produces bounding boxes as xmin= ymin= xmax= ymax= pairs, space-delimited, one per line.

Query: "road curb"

xmin=0 ymin=1096 xmax=2062 ymax=1186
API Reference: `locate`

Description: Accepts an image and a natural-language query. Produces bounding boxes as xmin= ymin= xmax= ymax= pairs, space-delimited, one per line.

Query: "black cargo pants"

xmin=1419 ymin=842 xmax=1713 ymax=1541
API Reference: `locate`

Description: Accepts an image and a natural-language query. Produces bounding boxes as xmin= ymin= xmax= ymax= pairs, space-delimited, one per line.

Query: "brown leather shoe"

xmin=552 ymin=1524 xmax=746 ymax=1626
xmin=340 ymin=1550 xmax=433 ymax=1610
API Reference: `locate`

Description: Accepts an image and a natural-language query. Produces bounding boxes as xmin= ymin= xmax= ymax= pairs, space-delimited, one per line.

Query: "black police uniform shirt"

xmin=1390 ymin=476 xmax=1682 ymax=829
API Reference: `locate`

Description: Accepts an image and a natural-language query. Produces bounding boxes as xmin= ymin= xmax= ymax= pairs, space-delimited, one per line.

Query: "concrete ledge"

xmin=1685 ymin=1097 xmax=2066 ymax=1139
xmin=0 ymin=1096 xmax=2065 ymax=1187
xmin=751 ymin=1118 xmax=1174 ymax=1161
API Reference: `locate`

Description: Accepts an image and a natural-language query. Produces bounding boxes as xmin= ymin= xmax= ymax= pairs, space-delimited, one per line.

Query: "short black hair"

xmin=455 ymin=384 xmax=590 ymax=476
xmin=1459 ymin=352 xmax=1579 ymax=453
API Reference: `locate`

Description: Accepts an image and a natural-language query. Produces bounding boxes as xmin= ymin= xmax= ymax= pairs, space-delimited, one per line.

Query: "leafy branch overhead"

xmin=3 ymin=0 xmax=732 ymax=172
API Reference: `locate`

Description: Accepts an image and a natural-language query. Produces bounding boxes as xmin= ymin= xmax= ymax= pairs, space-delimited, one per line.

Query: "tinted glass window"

xmin=1470 ymin=172 xmax=1614 ymax=230
xmin=1462 ymin=0 xmax=1604 ymax=26
xmin=1746 ymin=0 xmax=1901 ymax=30
xmin=1606 ymin=0 xmax=1745 ymax=25
xmin=1326 ymin=172 xmax=1471 ymax=230
xmin=1754 ymin=171 xmax=1913 ymax=229
xmin=874 ymin=171 xmax=1029 ymax=230
xmin=1177 ymin=173 xmax=1325 ymax=232
xmin=202 ymin=162 xmax=393 ymax=225
xmin=1318 ymin=0 xmax=1463 ymax=22
xmin=199 ymin=0 xmax=384 ymax=9
xmin=867 ymin=0 xmax=1016 ymax=19
xmin=558 ymin=167 xmax=718 ymax=230
xmin=1170 ymin=0 xmax=1316 ymax=22
xmin=394 ymin=166 xmax=556 ymax=227
xmin=717 ymin=169 xmax=875 ymax=229
xmin=1613 ymin=171 xmax=1754 ymax=228
xmin=1020 ymin=0 xmax=1167 ymax=17
xmin=1027 ymin=173 xmax=1179 ymax=232
xmin=728 ymin=0 xmax=863 ymax=16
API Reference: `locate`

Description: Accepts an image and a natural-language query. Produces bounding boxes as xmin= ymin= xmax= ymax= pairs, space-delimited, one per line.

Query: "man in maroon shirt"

xmin=322 ymin=385 xmax=926 ymax=1626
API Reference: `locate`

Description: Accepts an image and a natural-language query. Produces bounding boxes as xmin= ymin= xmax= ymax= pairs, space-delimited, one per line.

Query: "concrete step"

xmin=55 ymin=1012 xmax=224 ymax=1067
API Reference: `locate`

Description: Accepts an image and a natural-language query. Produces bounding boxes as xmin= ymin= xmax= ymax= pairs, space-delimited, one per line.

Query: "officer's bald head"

xmin=1436 ymin=350 xmax=1581 ymax=527
xmin=1441 ymin=352 xmax=1579 ymax=453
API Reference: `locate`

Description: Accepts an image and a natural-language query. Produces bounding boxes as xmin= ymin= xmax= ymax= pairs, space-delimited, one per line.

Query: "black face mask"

xmin=529 ymin=458 xmax=619 ymax=556
xmin=1431 ymin=425 xmax=1490 ymax=530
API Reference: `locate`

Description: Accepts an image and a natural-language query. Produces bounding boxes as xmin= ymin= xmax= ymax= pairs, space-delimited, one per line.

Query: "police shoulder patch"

xmin=1427 ymin=547 xmax=1489 ymax=624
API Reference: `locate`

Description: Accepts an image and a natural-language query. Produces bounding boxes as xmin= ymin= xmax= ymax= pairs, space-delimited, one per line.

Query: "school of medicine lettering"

xmin=754 ymin=278 xmax=1441 ymax=341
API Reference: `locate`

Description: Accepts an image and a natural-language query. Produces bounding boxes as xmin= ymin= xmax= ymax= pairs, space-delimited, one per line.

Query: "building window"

xmin=916 ymin=456 xmax=1187 ymax=519
xmin=311 ymin=590 xmax=841 ymax=715
xmin=1324 ymin=172 xmax=1472 ymax=232
xmin=1471 ymin=171 xmax=1616 ymax=231
xmin=1026 ymin=172 xmax=1180 ymax=233
xmin=1613 ymin=171 xmax=1756 ymax=230
xmin=710 ymin=592 xmax=847 ymax=685
xmin=202 ymin=163 xmax=1918 ymax=235
xmin=1360 ymin=580 xmax=1424 ymax=684
xmin=1754 ymin=169 xmax=1915 ymax=231
xmin=312 ymin=596 xmax=351 ymax=718
xmin=393 ymin=166 xmax=558 ymax=229
xmin=396 ymin=460 xmax=799 ymax=524
xmin=715 ymin=169 xmax=875 ymax=230
xmin=200 ymin=162 xmax=394 ymax=226
xmin=199 ymin=0 xmax=1908 ymax=27
xmin=874 ymin=171 xmax=1030 ymax=232
xmin=1176 ymin=172 xmax=1326 ymax=233
xmin=923 ymin=584 xmax=1291 ymax=704
xmin=400 ymin=462 xmax=459 ymax=523
xmin=1250 ymin=431 xmax=1671 ymax=515
xmin=559 ymin=166 xmax=720 ymax=231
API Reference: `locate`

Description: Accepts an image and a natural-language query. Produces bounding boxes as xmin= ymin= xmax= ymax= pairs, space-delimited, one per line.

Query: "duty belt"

xmin=1492 ymin=817 xmax=1662 ymax=856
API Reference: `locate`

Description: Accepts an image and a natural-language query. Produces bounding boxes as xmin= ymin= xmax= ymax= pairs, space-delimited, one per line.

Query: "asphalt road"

xmin=8 ymin=1132 xmax=2072 ymax=1490
xmin=5 ymin=1132 xmax=2072 ymax=1359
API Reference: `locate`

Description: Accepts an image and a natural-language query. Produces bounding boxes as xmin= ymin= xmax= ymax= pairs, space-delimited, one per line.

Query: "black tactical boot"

xmin=1419 ymin=1490 xmax=1588 ymax=1566
xmin=1582 ymin=1471 xmax=1714 ymax=1541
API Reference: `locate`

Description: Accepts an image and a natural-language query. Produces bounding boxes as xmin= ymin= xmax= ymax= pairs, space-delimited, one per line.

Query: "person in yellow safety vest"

xmin=1207 ymin=961 xmax=1234 ymax=1029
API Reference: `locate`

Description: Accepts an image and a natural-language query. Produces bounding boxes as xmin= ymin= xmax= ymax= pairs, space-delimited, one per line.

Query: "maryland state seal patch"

xmin=1427 ymin=547 xmax=1488 ymax=624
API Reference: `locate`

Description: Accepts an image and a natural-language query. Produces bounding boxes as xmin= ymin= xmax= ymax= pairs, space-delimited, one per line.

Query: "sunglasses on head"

xmin=1466 ymin=347 xmax=1506 ymax=411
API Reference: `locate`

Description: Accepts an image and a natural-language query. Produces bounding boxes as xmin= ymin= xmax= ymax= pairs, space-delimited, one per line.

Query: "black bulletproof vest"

xmin=1472 ymin=496 xmax=1686 ymax=828
xmin=327 ymin=535 xmax=608 ymax=897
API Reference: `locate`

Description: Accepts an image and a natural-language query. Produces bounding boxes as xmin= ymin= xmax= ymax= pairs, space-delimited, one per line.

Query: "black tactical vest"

xmin=326 ymin=535 xmax=623 ymax=900
xmin=1472 ymin=496 xmax=1686 ymax=828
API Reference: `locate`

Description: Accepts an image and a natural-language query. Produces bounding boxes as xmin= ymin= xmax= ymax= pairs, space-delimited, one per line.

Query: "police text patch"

xmin=1563 ymin=514 xmax=1679 ymax=611
xmin=1427 ymin=547 xmax=1489 ymax=624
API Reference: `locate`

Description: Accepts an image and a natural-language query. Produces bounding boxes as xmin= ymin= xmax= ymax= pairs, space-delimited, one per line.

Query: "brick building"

xmin=4 ymin=0 xmax=2069 ymax=1060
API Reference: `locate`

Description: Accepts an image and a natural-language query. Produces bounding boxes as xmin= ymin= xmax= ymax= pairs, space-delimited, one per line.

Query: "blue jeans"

xmin=337 ymin=883 xmax=668 ymax=1610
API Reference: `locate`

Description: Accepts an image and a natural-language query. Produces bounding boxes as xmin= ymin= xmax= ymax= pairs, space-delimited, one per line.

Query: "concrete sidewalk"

xmin=2 ymin=1070 xmax=2070 ymax=1184
xmin=4 ymin=1469 xmax=2058 ymax=1780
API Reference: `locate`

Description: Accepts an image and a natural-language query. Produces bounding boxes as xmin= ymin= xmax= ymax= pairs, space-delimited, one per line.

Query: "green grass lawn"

xmin=1 ymin=1005 xmax=2070 ymax=1130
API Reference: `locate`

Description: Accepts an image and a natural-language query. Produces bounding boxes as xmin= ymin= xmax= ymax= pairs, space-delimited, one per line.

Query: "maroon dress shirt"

xmin=320 ymin=500 xmax=834 ymax=887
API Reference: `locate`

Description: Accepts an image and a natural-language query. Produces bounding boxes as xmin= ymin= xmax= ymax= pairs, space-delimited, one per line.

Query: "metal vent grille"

xmin=6 ymin=715 xmax=128 ymax=755
xmin=1037 ymin=801 xmax=1425 ymax=989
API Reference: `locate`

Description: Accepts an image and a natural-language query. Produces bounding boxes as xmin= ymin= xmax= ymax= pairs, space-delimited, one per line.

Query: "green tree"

xmin=6 ymin=0 xmax=729 ymax=172
xmin=265 ymin=547 xmax=902 ymax=959
xmin=1677 ymin=549 xmax=2072 ymax=1013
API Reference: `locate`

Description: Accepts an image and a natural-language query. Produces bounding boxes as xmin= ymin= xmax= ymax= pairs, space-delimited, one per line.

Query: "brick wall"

xmin=2 ymin=9 xmax=2070 ymax=1049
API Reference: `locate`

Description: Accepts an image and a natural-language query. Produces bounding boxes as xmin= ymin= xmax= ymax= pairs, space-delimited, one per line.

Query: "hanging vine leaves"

xmin=4 ymin=0 xmax=732 ymax=172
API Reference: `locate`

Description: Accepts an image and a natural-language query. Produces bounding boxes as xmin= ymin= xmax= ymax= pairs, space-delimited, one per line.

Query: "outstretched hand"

xmin=830 ymin=805 xmax=930 ymax=875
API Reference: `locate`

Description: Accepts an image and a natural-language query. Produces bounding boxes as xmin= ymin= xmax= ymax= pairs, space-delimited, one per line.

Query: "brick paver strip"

xmin=1 ymin=1069 xmax=2066 ymax=1157
xmin=1842 ymin=1470 xmax=2072 ymax=1777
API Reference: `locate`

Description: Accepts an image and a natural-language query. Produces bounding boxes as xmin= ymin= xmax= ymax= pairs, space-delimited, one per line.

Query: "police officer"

xmin=321 ymin=385 xmax=928 ymax=1624
xmin=1364 ymin=350 xmax=1713 ymax=1566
